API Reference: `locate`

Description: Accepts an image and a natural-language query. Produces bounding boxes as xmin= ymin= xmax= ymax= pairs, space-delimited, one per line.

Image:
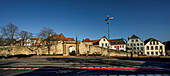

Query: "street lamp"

xmin=105 ymin=15 xmax=114 ymax=57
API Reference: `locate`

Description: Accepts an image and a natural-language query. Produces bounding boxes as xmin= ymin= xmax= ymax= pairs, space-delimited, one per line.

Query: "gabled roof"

xmin=82 ymin=36 xmax=107 ymax=44
xmin=67 ymin=38 xmax=75 ymax=41
xmin=83 ymin=38 xmax=92 ymax=42
xmin=92 ymin=40 xmax=100 ymax=44
xmin=144 ymin=38 xmax=161 ymax=44
xmin=130 ymin=34 xmax=139 ymax=39
xmin=44 ymin=33 xmax=74 ymax=41
xmin=109 ymin=39 xmax=125 ymax=45
xmin=102 ymin=36 xmax=107 ymax=38
xmin=82 ymin=36 xmax=125 ymax=45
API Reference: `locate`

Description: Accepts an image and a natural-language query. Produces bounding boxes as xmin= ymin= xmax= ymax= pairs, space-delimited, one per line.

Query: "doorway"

xmin=69 ymin=46 xmax=75 ymax=56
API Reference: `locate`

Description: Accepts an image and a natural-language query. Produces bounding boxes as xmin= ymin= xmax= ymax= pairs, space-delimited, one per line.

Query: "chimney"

xmin=128 ymin=37 xmax=129 ymax=40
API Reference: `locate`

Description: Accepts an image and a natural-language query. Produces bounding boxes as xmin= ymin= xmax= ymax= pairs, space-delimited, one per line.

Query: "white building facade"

xmin=144 ymin=38 xmax=165 ymax=56
xmin=127 ymin=35 xmax=144 ymax=53
xmin=110 ymin=39 xmax=126 ymax=51
xmin=99 ymin=36 xmax=110 ymax=48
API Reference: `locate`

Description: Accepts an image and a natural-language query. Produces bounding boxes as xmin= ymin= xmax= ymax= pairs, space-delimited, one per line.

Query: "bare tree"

xmin=37 ymin=27 xmax=56 ymax=55
xmin=18 ymin=30 xmax=33 ymax=39
xmin=37 ymin=27 xmax=56 ymax=39
xmin=0 ymin=23 xmax=18 ymax=45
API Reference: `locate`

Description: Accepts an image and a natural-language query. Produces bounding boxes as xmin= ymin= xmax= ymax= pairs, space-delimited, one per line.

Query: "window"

xmin=157 ymin=41 xmax=159 ymax=45
xmin=103 ymin=39 xmax=105 ymax=41
xmin=120 ymin=45 xmax=121 ymax=48
xmin=136 ymin=39 xmax=138 ymax=42
xmin=151 ymin=52 xmax=154 ymax=55
xmin=153 ymin=41 xmax=155 ymax=45
xmin=147 ymin=46 xmax=149 ymax=50
xmin=114 ymin=46 xmax=116 ymax=48
xmin=137 ymin=43 xmax=139 ymax=46
xmin=105 ymin=43 xmax=107 ymax=47
xmin=102 ymin=43 xmax=104 ymax=47
xmin=137 ymin=47 xmax=139 ymax=50
xmin=127 ymin=44 xmax=129 ymax=46
xmin=155 ymin=46 xmax=158 ymax=50
xmin=132 ymin=40 xmax=134 ymax=42
xmin=160 ymin=46 xmax=162 ymax=50
xmin=147 ymin=52 xmax=149 ymax=55
xmin=133 ymin=47 xmax=136 ymax=50
xmin=155 ymin=52 xmax=158 ymax=55
xmin=150 ymin=41 xmax=152 ymax=45
xmin=131 ymin=43 xmax=132 ymax=46
xmin=122 ymin=45 xmax=124 ymax=48
xmin=141 ymin=47 xmax=143 ymax=51
xmin=134 ymin=44 xmax=136 ymax=46
xmin=151 ymin=46 xmax=154 ymax=50
xmin=140 ymin=43 xmax=143 ymax=46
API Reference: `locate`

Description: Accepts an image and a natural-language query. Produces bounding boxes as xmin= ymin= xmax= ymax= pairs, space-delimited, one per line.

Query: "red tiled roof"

xmin=130 ymin=34 xmax=139 ymax=39
xmin=67 ymin=38 xmax=75 ymax=41
xmin=44 ymin=33 xmax=74 ymax=41
xmin=109 ymin=39 xmax=125 ymax=45
xmin=92 ymin=40 xmax=100 ymax=44
xmin=83 ymin=38 xmax=92 ymax=42
xmin=102 ymin=36 xmax=107 ymax=38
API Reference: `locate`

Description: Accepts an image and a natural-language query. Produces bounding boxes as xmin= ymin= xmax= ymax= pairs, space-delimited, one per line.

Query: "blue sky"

xmin=0 ymin=0 xmax=170 ymax=42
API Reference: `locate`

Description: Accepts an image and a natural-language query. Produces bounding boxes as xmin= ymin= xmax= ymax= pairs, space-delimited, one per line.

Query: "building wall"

xmin=127 ymin=38 xmax=144 ymax=52
xmin=0 ymin=41 xmax=132 ymax=57
xmin=144 ymin=41 xmax=165 ymax=56
xmin=111 ymin=44 xmax=126 ymax=51
xmin=99 ymin=38 xmax=110 ymax=48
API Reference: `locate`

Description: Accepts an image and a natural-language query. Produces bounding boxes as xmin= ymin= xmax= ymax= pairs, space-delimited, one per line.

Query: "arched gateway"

xmin=62 ymin=41 xmax=80 ymax=56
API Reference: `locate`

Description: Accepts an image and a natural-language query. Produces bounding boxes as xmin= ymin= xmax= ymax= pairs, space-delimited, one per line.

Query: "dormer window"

xmin=103 ymin=39 xmax=105 ymax=41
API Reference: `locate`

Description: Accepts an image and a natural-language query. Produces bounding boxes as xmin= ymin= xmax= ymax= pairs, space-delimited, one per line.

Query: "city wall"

xmin=0 ymin=41 xmax=131 ymax=57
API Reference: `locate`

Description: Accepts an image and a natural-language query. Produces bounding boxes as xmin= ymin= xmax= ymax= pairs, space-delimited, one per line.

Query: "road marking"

xmin=0 ymin=67 xmax=165 ymax=70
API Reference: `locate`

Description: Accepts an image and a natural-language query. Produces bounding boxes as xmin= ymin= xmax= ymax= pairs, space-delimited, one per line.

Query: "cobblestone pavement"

xmin=0 ymin=56 xmax=170 ymax=76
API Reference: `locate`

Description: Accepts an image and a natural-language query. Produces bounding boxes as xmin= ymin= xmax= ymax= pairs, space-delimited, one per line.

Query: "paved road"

xmin=0 ymin=56 xmax=170 ymax=76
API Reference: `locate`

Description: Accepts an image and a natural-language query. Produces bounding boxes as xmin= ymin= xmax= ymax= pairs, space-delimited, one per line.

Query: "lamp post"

xmin=105 ymin=15 xmax=114 ymax=57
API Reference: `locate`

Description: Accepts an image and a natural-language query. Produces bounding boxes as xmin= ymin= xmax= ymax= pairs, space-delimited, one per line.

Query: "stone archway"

xmin=62 ymin=41 xmax=80 ymax=56
xmin=69 ymin=46 xmax=75 ymax=56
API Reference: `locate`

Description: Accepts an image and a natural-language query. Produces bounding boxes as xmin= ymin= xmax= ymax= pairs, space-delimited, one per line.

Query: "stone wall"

xmin=0 ymin=41 xmax=133 ymax=57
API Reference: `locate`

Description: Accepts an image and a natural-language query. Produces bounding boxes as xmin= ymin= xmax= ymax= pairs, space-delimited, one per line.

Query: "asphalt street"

xmin=0 ymin=56 xmax=170 ymax=76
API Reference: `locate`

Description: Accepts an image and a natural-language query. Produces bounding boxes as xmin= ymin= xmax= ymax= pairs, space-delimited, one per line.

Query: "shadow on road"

xmin=14 ymin=57 xmax=170 ymax=76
